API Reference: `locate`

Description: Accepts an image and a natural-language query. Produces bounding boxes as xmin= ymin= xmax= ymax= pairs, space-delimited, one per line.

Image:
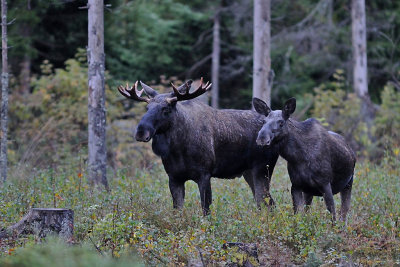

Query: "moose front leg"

xmin=252 ymin=167 xmax=274 ymax=208
xmin=197 ymin=176 xmax=212 ymax=216
xmin=169 ymin=178 xmax=185 ymax=209
xmin=291 ymin=186 xmax=304 ymax=213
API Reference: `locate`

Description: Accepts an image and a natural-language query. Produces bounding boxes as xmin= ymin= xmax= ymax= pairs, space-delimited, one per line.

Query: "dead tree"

xmin=253 ymin=0 xmax=273 ymax=106
xmin=0 ymin=0 xmax=9 ymax=183
xmin=351 ymin=0 xmax=368 ymax=98
xmin=351 ymin=0 xmax=375 ymax=132
xmin=211 ymin=9 xmax=221 ymax=108
xmin=88 ymin=0 xmax=108 ymax=189
xmin=0 ymin=208 xmax=74 ymax=241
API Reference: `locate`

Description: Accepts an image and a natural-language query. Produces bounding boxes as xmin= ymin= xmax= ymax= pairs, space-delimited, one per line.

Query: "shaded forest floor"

xmin=1 ymin=156 xmax=399 ymax=266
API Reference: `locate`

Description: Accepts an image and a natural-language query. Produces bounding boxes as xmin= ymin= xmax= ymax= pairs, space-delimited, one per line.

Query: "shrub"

xmin=374 ymin=84 xmax=400 ymax=158
xmin=0 ymin=238 xmax=142 ymax=267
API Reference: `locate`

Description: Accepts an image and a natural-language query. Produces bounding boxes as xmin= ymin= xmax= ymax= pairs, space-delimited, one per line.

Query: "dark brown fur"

xmin=253 ymin=97 xmax=356 ymax=222
xmin=131 ymin=83 xmax=279 ymax=215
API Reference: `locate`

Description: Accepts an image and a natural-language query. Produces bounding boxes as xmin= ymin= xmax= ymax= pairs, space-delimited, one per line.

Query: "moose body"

xmin=118 ymin=80 xmax=279 ymax=215
xmin=253 ymin=97 xmax=356 ymax=221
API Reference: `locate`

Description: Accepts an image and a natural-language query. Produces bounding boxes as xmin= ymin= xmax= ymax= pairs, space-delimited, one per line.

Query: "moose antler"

xmin=171 ymin=77 xmax=212 ymax=101
xmin=117 ymin=81 xmax=150 ymax=103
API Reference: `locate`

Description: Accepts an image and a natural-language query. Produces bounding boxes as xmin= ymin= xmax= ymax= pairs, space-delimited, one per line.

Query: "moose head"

xmin=118 ymin=78 xmax=212 ymax=142
xmin=252 ymin=97 xmax=296 ymax=146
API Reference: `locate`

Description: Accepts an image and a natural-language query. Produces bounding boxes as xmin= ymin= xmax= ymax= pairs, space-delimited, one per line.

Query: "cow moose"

xmin=117 ymin=79 xmax=279 ymax=215
xmin=253 ymin=97 xmax=356 ymax=222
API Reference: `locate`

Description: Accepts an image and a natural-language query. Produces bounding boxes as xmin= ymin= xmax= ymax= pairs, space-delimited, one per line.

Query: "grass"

xmin=1 ymin=155 xmax=399 ymax=266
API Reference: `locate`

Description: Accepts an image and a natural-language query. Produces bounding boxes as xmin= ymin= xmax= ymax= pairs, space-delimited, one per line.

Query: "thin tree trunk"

xmin=88 ymin=0 xmax=108 ymax=189
xmin=351 ymin=0 xmax=368 ymax=98
xmin=0 ymin=0 xmax=9 ymax=183
xmin=211 ymin=10 xmax=220 ymax=109
xmin=351 ymin=0 xmax=375 ymax=131
xmin=253 ymin=0 xmax=272 ymax=106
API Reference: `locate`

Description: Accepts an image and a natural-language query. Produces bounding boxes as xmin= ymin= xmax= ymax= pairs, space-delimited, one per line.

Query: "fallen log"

xmin=0 ymin=208 xmax=74 ymax=241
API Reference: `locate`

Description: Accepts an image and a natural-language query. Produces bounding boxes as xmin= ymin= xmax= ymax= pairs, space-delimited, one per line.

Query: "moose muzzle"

xmin=135 ymin=124 xmax=154 ymax=142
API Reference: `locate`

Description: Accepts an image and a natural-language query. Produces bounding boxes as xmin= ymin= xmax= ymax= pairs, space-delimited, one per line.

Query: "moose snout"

xmin=256 ymin=132 xmax=272 ymax=146
xmin=135 ymin=125 xmax=154 ymax=142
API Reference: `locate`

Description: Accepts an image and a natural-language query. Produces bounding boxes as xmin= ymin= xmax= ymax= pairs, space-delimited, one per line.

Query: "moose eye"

xmin=279 ymin=120 xmax=284 ymax=127
xmin=162 ymin=107 xmax=170 ymax=116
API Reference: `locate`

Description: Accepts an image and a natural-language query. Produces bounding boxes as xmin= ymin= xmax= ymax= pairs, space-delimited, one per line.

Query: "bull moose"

xmin=253 ymin=97 xmax=356 ymax=222
xmin=117 ymin=79 xmax=279 ymax=215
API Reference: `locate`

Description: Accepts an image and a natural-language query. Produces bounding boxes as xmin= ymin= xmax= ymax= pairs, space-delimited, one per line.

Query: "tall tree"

xmin=88 ymin=0 xmax=108 ymax=189
xmin=351 ymin=0 xmax=368 ymax=98
xmin=252 ymin=0 xmax=272 ymax=105
xmin=0 ymin=0 xmax=8 ymax=182
xmin=211 ymin=9 xmax=221 ymax=108
xmin=351 ymin=0 xmax=375 ymax=126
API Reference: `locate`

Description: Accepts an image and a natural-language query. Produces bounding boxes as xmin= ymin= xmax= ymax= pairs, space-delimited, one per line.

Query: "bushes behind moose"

xmin=117 ymin=79 xmax=279 ymax=215
xmin=253 ymin=97 xmax=356 ymax=222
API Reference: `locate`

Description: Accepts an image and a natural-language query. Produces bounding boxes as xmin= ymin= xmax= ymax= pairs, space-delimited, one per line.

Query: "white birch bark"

xmin=253 ymin=0 xmax=272 ymax=106
xmin=351 ymin=0 xmax=368 ymax=97
xmin=88 ymin=0 xmax=108 ymax=189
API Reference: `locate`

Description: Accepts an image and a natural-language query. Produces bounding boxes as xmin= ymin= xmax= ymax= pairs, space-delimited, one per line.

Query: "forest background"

xmin=0 ymin=0 xmax=398 ymax=170
xmin=3 ymin=0 xmax=400 ymax=170
xmin=0 ymin=0 xmax=400 ymax=265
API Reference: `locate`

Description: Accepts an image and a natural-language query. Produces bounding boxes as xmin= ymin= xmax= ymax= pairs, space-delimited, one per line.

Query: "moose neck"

xmin=152 ymin=100 xmax=204 ymax=157
xmin=278 ymin=119 xmax=310 ymax=163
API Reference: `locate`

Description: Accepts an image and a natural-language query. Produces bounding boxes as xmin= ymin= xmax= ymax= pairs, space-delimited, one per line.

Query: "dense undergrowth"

xmin=0 ymin=154 xmax=399 ymax=266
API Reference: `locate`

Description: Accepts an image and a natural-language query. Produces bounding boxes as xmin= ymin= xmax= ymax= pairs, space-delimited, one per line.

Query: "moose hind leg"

xmin=322 ymin=183 xmax=336 ymax=221
xmin=169 ymin=179 xmax=185 ymax=209
xmin=197 ymin=175 xmax=212 ymax=216
xmin=340 ymin=176 xmax=353 ymax=223
xmin=304 ymin=192 xmax=313 ymax=212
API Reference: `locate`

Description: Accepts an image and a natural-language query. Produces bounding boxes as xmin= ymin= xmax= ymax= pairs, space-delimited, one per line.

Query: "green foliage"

xmin=105 ymin=0 xmax=210 ymax=82
xmin=311 ymin=70 xmax=400 ymax=160
xmin=311 ymin=70 xmax=369 ymax=154
xmin=8 ymin=51 xmax=123 ymax=167
xmin=374 ymin=84 xmax=400 ymax=154
xmin=1 ymin=155 xmax=399 ymax=265
xmin=0 ymin=238 xmax=142 ymax=267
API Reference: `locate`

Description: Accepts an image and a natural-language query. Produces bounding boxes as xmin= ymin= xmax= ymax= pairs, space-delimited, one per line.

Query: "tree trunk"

xmin=351 ymin=0 xmax=368 ymax=98
xmin=253 ymin=0 xmax=272 ymax=106
xmin=351 ymin=0 xmax=375 ymax=131
xmin=0 ymin=208 xmax=74 ymax=241
xmin=211 ymin=10 xmax=220 ymax=109
xmin=88 ymin=0 xmax=108 ymax=189
xmin=0 ymin=0 xmax=9 ymax=183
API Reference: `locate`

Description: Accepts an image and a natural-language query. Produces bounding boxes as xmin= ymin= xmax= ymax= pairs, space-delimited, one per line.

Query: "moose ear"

xmin=253 ymin=97 xmax=271 ymax=116
xmin=140 ymin=81 xmax=158 ymax=98
xmin=282 ymin=98 xmax=296 ymax=120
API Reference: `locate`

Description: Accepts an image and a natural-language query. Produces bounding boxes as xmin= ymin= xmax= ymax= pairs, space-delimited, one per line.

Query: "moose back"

xmin=118 ymin=79 xmax=279 ymax=215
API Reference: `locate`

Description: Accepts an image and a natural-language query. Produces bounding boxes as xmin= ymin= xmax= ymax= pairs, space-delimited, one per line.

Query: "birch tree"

xmin=351 ymin=0 xmax=376 ymax=128
xmin=0 ymin=0 xmax=8 ymax=183
xmin=88 ymin=0 xmax=108 ymax=189
xmin=253 ymin=0 xmax=273 ymax=106
xmin=211 ymin=9 xmax=220 ymax=108
xmin=351 ymin=0 xmax=368 ymax=98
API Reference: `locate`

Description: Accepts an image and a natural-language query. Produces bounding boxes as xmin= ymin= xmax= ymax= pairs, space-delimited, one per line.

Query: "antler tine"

xmin=117 ymin=81 xmax=150 ymax=103
xmin=171 ymin=77 xmax=212 ymax=102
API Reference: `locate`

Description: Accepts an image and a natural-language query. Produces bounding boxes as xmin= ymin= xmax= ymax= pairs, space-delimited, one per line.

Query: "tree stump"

xmin=0 ymin=208 xmax=74 ymax=241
